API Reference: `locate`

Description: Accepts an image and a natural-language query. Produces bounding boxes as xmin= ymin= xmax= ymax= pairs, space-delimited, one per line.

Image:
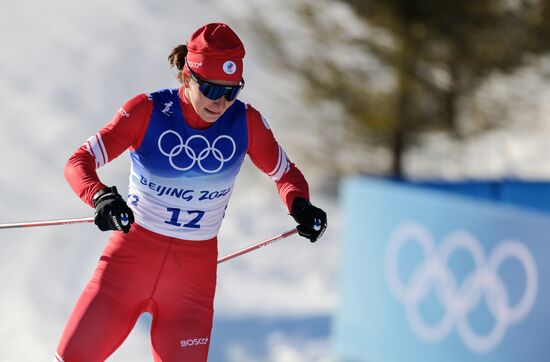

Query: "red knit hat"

xmin=185 ymin=23 xmax=245 ymax=83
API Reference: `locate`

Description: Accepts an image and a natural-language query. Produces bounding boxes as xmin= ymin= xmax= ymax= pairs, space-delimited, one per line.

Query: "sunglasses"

xmin=186 ymin=62 xmax=245 ymax=102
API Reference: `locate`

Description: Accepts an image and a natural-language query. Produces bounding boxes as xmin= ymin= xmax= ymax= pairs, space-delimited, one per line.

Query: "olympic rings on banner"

xmin=385 ymin=222 xmax=538 ymax=353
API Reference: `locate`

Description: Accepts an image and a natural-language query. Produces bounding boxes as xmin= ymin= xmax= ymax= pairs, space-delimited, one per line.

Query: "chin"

xmin=201 ymin=114 xmax=220 ymax=123
xmin=202 ymin=110 xmax=223 ymax=122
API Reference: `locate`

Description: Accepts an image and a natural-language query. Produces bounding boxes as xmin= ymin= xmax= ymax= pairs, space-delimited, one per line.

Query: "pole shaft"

xmin=0 ymin=217 xmax=95 ymax=229
xmin=217 ymin=228 xmax=298 ymax=264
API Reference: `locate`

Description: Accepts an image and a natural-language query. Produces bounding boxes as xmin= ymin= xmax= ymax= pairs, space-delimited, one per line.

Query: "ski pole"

xmin=0 ymin=216 xmax=297 ymax=264
xmin=0 ymin=217 xmax=95 ymax=229
xmin=217 ymin=228 xmax=298 ymax=264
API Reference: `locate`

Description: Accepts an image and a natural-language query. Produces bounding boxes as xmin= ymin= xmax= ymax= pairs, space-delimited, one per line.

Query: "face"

xmin=183 ymin=76 xmax=238 ymax=123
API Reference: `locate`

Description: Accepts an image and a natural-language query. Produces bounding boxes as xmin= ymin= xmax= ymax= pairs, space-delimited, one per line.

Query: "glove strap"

xmin=92 ymin=186 xmax=119 ymax=207
xmin=291 ymin=197 xmax=311 ymax=216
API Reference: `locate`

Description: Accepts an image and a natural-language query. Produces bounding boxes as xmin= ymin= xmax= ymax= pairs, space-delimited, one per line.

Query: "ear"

xmin=181 ymin=73 xmax=191 ymax=87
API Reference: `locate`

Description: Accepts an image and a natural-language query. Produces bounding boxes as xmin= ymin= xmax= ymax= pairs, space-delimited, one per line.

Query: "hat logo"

xmin=223 ymin=61 xmax=237 ymax=75
xmin=187 ymin=60 xmax=203 ymax=69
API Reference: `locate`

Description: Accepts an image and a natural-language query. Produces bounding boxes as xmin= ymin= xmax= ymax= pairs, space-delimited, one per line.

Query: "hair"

xmin=168 ymin=44 xmax=188 ymax=83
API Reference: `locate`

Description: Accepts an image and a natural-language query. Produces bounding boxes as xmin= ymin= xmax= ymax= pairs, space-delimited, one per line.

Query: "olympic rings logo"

xmin=158 ymin=130 xmax=236 ymax=173
xmin=384 ymin=222 xmax=538 ymax=353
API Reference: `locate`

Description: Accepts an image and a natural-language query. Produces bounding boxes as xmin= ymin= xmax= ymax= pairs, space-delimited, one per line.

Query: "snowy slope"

xmin=0 ymin=1 xmax=339 ymax=361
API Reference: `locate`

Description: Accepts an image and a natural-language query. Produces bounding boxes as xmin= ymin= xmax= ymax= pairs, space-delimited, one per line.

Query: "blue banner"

xmin=333 ymin=177 xmax=550 ymax=362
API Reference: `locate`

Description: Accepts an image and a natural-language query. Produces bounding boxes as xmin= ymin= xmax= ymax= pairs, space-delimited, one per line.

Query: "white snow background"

xmin=2 ymin=0 xmax=550 ymax=361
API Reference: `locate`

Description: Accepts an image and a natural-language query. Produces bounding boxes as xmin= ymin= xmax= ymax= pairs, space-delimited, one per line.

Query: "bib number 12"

xmin=165 ymin=208 xmax=205 ymax=229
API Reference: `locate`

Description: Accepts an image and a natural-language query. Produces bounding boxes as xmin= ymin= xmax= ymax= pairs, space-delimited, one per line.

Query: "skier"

xmin=54 ymin=22 xmax=327 ymax=362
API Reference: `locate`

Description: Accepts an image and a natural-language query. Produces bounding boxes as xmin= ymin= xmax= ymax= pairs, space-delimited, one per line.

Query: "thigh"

xmin=150 ymin=313 xmax=213 ymax=362
xmin=55 ymin=286 xmax=142 ymax=362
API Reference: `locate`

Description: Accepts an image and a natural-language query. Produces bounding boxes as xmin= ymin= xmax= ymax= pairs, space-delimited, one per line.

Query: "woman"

xmin=54 ymin=22 xmax=327 ymax=362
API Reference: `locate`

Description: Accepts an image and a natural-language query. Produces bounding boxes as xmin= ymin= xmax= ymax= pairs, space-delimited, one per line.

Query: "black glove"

xmin=290 ymin=197 xmax=327 ymax=242
xmin=92 ymin=186 xmax=135 ymax=233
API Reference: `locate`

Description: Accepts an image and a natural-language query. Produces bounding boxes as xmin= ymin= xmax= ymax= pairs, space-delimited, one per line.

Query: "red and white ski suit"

xmin=55 ymin=88 xmax=309 ymax=362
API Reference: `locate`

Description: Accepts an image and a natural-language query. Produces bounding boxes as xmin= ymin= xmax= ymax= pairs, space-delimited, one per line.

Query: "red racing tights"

xmin=54 ymin=224 xmax=218 ymax=362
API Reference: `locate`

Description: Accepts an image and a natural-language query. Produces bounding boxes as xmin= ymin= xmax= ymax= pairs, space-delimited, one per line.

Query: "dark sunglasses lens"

xmin=199 ymin=82 xmax=242 ymax=101
xmin=224 ymin=87 xmax=241 ymax=101
xmin=200 ymin=84 xmax=225 ymax=100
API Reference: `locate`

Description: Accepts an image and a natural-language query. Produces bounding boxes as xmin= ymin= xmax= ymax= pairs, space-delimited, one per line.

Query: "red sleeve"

xmin=245 ymin=104 xmax=309 ymax=212
xmin=64 ymin=94 xmax=152 ymax=207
